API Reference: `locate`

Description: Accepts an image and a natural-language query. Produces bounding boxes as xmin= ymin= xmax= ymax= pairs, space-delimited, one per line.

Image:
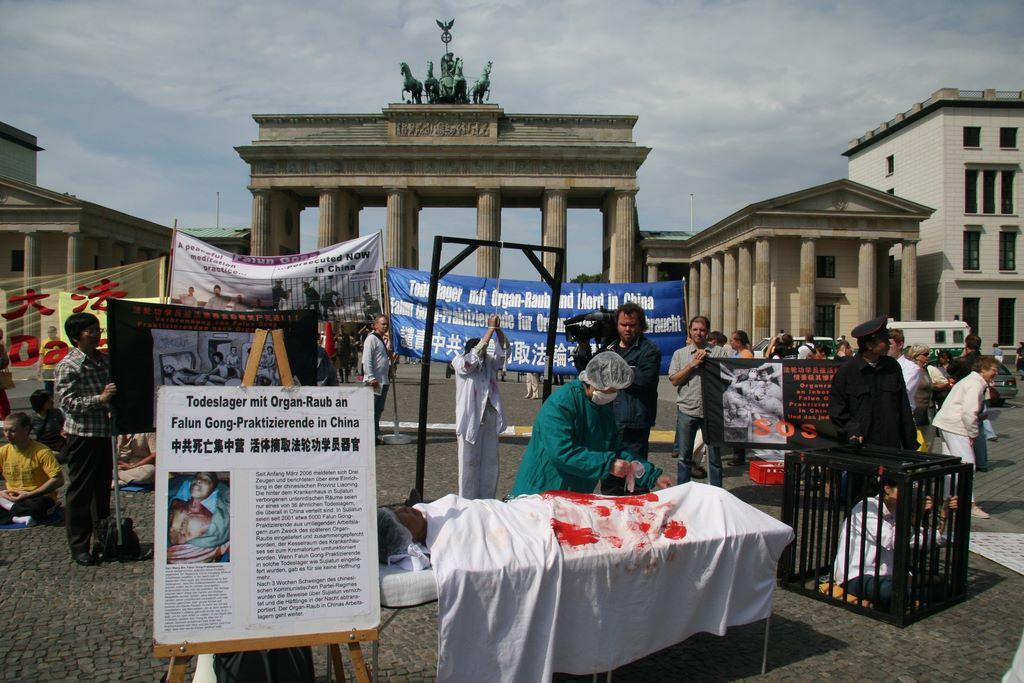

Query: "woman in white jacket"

xmin=931 ymin=355 xmax=1000 ymax=519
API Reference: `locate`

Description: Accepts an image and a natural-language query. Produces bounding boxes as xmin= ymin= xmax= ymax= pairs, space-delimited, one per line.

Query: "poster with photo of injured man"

xmin=701 ymin=358 xmax=842 ymax=450
xmin=153 ymin=385 xmax=379 ymax=646
xmin=106 ymin=299 xmax=317 ymax=434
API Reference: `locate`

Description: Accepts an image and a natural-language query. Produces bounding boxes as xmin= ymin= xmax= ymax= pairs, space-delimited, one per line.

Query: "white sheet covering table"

xmin=415 ymin=483 xmax=794 ymax=682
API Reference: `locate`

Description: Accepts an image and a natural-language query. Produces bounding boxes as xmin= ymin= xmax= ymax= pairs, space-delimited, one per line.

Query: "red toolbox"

xmin=749 ymin=460 xmax=785 ymax=485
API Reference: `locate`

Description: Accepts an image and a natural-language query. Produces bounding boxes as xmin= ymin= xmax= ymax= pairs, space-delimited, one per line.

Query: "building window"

xmin=814 ymin=304 xmax=835 ymax=339
xmin=963 ymin=298 xmax=980 ymax=335
xmin=963 ymin=231 xmax=981 ymax=270
xmin=963 ymin=126 xmax=981 ymax=147
xmin=816 ymin=255 xmax=836 ymax=278
xmin=965 ymin=169 xmax=978 ymax=213
xmin=10 ymin=250 xmax=24 ymax=272
xmin=885 ymin=155 xmax=894 ymax=175
xmin=1000 ymin=127 xmax=1018 ymax=149
xmin=1000 ymin=231 xmax=1017 ymax=270
xmin=1002 ymin=171 xmax=1015 ymax=214
xmin=983 ymin=170 xmax=998 ymax=214
xmin=998 ymin=299 xmax=1015 ymax=346
xmin=887 ymin=188 xmax=895 ymax=195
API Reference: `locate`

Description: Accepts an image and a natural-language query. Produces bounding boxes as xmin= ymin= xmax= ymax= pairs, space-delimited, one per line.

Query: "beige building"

xmin=846 ymin=88 xmax=1023 ymax=348
xmin=640 ymin=179 xmax=932 ymax=340
xmin=236 ymin=104 xmax=650 ymax=282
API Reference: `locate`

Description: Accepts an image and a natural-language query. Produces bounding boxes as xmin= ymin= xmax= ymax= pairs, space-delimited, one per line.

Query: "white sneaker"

xmin=971 ymin=505 xmax=991 ymax=519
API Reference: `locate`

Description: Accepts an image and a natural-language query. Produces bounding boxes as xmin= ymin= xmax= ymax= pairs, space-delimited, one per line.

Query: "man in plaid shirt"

xmin=54 ymin=312 xmax=117 ymax=566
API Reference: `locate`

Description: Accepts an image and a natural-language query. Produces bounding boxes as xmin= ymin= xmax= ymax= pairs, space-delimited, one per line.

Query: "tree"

xmin=570 ymin=273 xmax=605 ymax=284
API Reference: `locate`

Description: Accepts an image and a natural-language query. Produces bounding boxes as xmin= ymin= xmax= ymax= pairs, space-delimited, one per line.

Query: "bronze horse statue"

xmin=400 ymin=62 xmax=423 ymax=104
xmin=471 ymin=61 xmax=492 ymax=104
xmin=453 ymin=58 xmax=468 ymax=104
xmin=424 ymin=61 xmax=439 ymax=104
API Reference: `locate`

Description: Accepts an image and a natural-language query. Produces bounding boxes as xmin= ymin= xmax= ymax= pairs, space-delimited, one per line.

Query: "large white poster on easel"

xmin=153 ymin=385 xmax=379 ymax=645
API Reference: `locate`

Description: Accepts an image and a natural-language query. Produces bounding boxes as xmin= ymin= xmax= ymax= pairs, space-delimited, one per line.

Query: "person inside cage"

xmin=832 ymin=477 xmax=958 ymax=606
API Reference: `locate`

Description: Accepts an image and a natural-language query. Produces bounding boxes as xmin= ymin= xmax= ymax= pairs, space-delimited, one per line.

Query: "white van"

xmin=886 ymin=319 xmax=970 ymax=358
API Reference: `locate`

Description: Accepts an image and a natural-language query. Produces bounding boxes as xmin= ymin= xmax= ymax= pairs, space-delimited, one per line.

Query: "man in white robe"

xmin=452 ymin=315 xmax=507 ymax=499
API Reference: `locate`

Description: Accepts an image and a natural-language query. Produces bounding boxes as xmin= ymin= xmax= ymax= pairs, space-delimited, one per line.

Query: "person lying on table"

xmin=511 ymin=353 xmax=671 ymax=496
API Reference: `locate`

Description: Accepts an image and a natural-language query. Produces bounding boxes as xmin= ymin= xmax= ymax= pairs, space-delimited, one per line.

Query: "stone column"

xmin=404 ymin=192 xmax=420 ymax=268
xmin=710 ymin=252 xmax=724 ymax=329
xmin=609 ymin=190 xmax=638 ymax=283
xmin=476 ymin=189 xmax=501 ymax=278
xmin=798 ymin=238 xmax=816 ymax=336
xmin=753 ymin=238 xmax=771 ymax=340
xmin=66 ymin=233 xmax=84 ymax=274
xmin=23 ymin=232 xmax=41 ymax=280
xmin=688 ymin=261 xmax=701 ymax=318
xmin=317 ymin=189 xmax=340 ymax=248
xmin=96 ymin=237 xmax=114 ymax=270
xmin=647 ymin=263 xmax=659 ymax=282
xmin=385 ymin=188 xmax=407 ymax=267
xmin=723 ymin=248 xmax=737 ymax=333
xmin=122 ymin=243 xmax=139 ymax=264
xmin=900 ymin=240 xmax=918 ymax=321
xmin=250 ymin=189 xmax=271 ymax=256
xmin=857 ymin=238 xmax=877 ymax=322
xmin=541 ymin=189 xmax=568 ymax=279
xmin=699 ymin=257 xmax=711 ymax=315
xmin=737 ymin=242 xmax=753 ymax=334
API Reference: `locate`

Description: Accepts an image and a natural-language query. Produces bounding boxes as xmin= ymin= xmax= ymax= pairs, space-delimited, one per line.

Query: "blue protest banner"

xmin=388 ymin=268 xmax=686 ymax=374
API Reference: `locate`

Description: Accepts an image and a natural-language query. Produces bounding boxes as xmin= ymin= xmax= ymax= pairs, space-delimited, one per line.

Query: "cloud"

xmin=2 ymin=0 xmax=1022 ymax=278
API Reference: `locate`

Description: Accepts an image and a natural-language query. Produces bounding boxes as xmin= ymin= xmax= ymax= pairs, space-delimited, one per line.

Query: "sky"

xmin=2 ymin=0 xmax=1022 ymax=279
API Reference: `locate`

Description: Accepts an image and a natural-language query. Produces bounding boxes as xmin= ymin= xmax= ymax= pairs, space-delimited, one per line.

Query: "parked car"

xmin=990 ymin=363 xmax=1018 ymax=405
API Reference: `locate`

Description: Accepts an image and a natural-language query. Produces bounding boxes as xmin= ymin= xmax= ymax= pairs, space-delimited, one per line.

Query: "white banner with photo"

xmin=168 ymin=232 xmax=384 ymax=322
xmin=153 ymin=385 xmax=379 ymax=645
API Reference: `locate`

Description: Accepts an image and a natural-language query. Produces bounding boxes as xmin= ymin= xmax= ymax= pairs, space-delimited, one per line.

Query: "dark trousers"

xmin=373 ymin=384 xmax=390 ymax=441
xmin=0 ymin=495 xmax=56 ymax=524
xmin=64 ymin=435 xmax=112 ymax=554
xmin=600 ymin=426 xmax=651 ymax=496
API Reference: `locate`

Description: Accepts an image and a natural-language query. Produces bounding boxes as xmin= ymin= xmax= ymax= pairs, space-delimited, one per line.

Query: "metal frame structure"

xmin=413 ymin=235 xmax=565 ymax=498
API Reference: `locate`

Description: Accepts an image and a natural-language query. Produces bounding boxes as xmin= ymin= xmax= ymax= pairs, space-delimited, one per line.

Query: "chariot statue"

xmin=399 ymin=18 xmax=493 ymax=105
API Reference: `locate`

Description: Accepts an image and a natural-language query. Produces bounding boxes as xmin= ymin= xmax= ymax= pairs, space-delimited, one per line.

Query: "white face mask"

xmin=591 ymin=389 xmax=617 ymax=405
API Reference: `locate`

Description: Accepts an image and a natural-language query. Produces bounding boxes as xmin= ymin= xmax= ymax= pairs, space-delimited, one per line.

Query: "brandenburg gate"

xmin=235 ymin=103 xmax=650 ymax=282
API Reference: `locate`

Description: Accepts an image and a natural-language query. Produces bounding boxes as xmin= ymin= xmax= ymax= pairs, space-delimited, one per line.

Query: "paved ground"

xmin=0 ymin=365 xmax=1022 ymax=681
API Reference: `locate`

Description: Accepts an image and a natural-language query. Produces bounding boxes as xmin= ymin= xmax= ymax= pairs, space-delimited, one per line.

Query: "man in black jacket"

xmin=828 ymin=316 xmax=917 ymax=450
xmin=598 ymin=302 xmax=662 ymax=495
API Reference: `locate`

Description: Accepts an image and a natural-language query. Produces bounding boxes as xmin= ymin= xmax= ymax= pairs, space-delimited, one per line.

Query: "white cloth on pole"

xmin=416 ymin=484 xmax=794 ymax=683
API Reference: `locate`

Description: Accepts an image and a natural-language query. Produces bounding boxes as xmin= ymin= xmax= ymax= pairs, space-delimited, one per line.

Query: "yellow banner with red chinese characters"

xmin=0 ymin=257 xmax=165 ymax=378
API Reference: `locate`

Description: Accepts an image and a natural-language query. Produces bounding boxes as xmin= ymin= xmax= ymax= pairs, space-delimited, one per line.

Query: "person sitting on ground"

xmin=117 ymin=432 xmax=156 ymax=486
xmin=29 ymin=389 xmax=66 ymax=452
xmin=833 ymin=477 xmax=957 ymax=606
xmin=511 ymin=353 xmax=671 ymax=496
xmin=0 ymin=412 xmax=63 ymax=524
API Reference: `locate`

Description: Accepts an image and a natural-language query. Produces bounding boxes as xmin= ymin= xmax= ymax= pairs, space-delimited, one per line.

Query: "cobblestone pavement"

xmin=0 ymin=366 xmax=1021 ymax=681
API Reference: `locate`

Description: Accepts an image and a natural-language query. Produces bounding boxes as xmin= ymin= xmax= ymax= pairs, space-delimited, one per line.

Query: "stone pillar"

xmin=541 ymin=189 xmax=568 ymax=279
xmin=250 ymin=189 xmax=271 ymax=256
xmin=688 ymin=261 xmax=701 ymax=319
xmin=900 ymin=240 xmax=918 ymax=321
xmin=317 ymin=189 xmax=340 ymax=248
xmin=876 ymin=243 xmax=891 ymax=318
xmin=710 ymin=252 xmax=724 ymax=329
xmin=122 ymin=243 xmax=139 ymax=264
xmin=404 ymin=192 xmax=420 ymax=268
xmin=737 ymin=242 xmax=753 ymax=334
xmin=96 ymin=237 xmax=114 ymax=270
xmin=609 ymin=190 xmax=638 ymax=283
xmin=476 ymin=189 xmax=501 ymax=277
xmin=723 ymin=248 xmax=737 ymax=333
xmin=647 ymin=263 xmax=659 ymax=282
xmin=857 ymin=238 xmax=877 ymax=322
xmin=385 ymin=188 xmax=407 ymax=267
xmin=23 ymin=232 xmax=41 ymax=280
xmin=799 ymin=237 xmax=816 ymax=336
xmin=699 ymin=257 xmax=711 ymax=316
xmin=66 ymin=233 xmax=84 ymax=275
xmin=753 ymin=238 xmax=771 ymax=340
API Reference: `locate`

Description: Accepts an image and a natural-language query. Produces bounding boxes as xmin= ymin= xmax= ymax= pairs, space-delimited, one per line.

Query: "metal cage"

xmin=779 ymin=445 xmax=973 ymax=626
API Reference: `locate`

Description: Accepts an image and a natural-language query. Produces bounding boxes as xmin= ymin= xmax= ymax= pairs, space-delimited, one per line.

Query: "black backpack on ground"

xmin=94 ymin=515 xmax=142 ymax=562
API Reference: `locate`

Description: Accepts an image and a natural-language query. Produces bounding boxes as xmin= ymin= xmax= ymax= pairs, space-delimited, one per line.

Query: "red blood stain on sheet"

xmin=551 ymin=519 xmax=600 ymax=547
xmin=663 ymin=520 xmax=688 ymax=540
xmin=594 ymin=506 xmax=611 ymax=517
xmin=542 ymin=491 xmax=658 ymax=510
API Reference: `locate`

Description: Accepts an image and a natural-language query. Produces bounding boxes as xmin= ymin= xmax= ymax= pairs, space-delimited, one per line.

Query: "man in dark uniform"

xmin=597 ymin=302 xmax=662 ymax=495
xmin=828 ymin=315 xmax=917 ymax=449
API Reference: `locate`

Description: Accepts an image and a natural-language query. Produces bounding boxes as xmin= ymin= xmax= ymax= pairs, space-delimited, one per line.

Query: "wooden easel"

xmin=157 ymin=328 xmax=377 ymax=683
